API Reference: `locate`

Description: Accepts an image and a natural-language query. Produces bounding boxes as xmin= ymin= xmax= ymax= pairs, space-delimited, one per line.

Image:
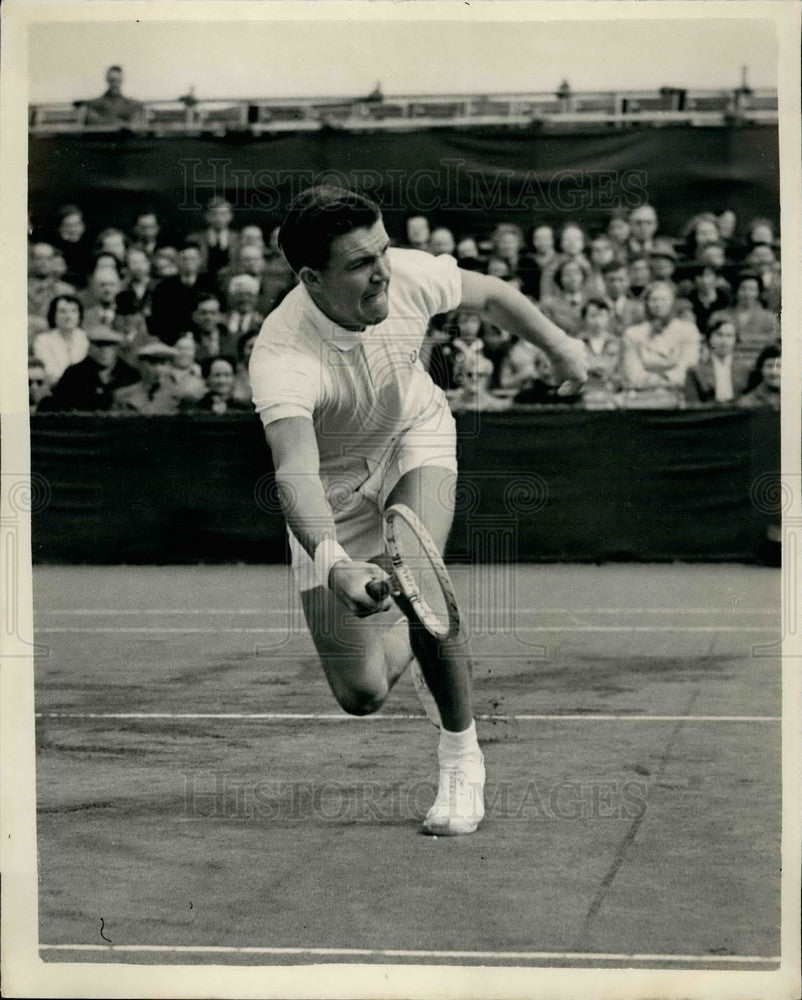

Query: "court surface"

xmin=33 ymin=563 xmax=782 ymax=970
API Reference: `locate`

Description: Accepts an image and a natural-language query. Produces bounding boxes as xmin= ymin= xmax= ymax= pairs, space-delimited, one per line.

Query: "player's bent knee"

xmin=334 ymin=683 xmax=389 ymax=717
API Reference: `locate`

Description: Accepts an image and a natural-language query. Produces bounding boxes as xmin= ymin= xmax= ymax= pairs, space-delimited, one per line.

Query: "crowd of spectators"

xmin=28 ymin=197 xmax=781 ymax=416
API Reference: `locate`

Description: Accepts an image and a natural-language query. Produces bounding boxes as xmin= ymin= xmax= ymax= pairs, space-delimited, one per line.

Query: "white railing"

xmin=29 ymin=88 xmax=778 ymax=136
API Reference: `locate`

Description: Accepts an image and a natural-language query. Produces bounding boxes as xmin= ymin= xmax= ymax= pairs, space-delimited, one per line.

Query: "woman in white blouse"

xmin=32 ymin=294 xmax=89 ymax=385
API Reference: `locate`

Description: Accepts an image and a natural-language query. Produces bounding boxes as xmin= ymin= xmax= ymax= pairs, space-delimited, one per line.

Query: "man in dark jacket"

xmin=42 ymin=327 xmax=139 ymax=411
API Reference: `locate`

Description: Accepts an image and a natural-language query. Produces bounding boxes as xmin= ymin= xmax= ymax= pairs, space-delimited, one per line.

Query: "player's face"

xmin=310 ymin=221 xmax=392 ymax=330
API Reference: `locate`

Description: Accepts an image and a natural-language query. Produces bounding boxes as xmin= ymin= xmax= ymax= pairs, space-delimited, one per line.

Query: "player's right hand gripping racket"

xmin=366 ymin=503 xmax=461 ymax=639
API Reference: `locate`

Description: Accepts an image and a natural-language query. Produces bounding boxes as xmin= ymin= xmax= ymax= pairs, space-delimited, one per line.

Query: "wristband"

xmin=313 ymin=538 xmax=352 ymax=589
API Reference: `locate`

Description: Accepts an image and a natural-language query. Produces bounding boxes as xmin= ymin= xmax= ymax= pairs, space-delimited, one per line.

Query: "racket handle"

xmin=366 ymin=579 xmax=392 ymax=601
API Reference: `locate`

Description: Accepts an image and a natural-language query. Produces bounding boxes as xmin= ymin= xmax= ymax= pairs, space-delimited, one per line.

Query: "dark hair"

xmin=706 ymin=315 xmax=739 ymax=342
xmin=47 ymin=294 xmax=84 ymax=328
xmin=581 ymin=297 xmax=610 ymax=318
xmin=179 ymin=238 xmax=203 ymax=254
xmin=553 ymin=258 xmax=586 ymax=290
xmin=734 ymin=270 xmax=761 ymax=292
xmin=755 ymin=343 xmax=781 ymax=367
xmin=107 ymin=65 xmax=123 ymax=74
xmin=278 ymin=186 xmax=381 ymax=273
xmin=601 ymin=260 xmax=627 ymax=276
xmin=200 ymin=354 xmax=237 ymax=380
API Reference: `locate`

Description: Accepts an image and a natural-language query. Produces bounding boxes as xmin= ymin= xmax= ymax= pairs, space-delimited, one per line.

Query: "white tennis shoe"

xmin=422 ymin=750 xmax=485 ymax=836
xmin=410 ymin=660 xmax=442 ymax=728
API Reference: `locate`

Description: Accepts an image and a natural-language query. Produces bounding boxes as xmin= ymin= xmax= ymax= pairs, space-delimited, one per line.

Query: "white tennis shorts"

xmin=289 ymin=404 xmax=458 ymax=592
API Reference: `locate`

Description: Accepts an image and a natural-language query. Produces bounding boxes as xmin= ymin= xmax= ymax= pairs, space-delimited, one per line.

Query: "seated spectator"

xmin=430 ymin=227 xmax=456 ymax=256
xmin=28 ymin=242 xmax=75 ymax=319
xmin=153 ymin=246 xmax=179 ymax=278
xmin=686 ymin=264 xmax=732 ymax=334
xmin=673 ymin=296 xmax=697 ymax=325
xmin=191 ymin=293 xmax=238 ymax=362
xmin=95 ymin=228 xmax=128 ymax=266
xmin=621 ymin=281 xmax=700 ymax=391
xmin=513 ymin=349 xmax=581 ymax=406
xmin=217 ymin=245 xmax=280 ymax=315
xmin=240 ymin=224 xmax=266 ymax=250
xmin=41 ymin=327 xmax=139 ymax=412
xmin=540 ymin=223 xmax=590 ymax=299
xmin=86 ymin=252 xmax=123 ymax=286
xmin=168 ymin=333 xmax=206 ymax=404
xmin=84 ymin=65 xmax=145 ymax=126
xmin=32 ymin=294 xmax=89 ymax=384
xmin=679 ymin=213 xmax=721 ymax=261
xmin=449 ymin=309 xmax=487 ymax=388
xmin=585 ymin=235 xmax=618 ymax=298
xmin=183 ymin=356 xmax=252 ymax=414
xmin=602 ymin=261 xmax=645 ymax=335
xmin=449 ymin=353 xmax=511 ymax=414
xmin=51 ymin=204 xmax=94 ymax=288
xmin=528 ymin=224 xmax=558 ymax=274
xmin=684 ymin=317 xmax=751 ymax=405
xmin=518 ymin=225 xmax=554 ymax=301
xmin=149 ymin=241 xmax=214 ymax=345
xmin=232 ymin=331 xmax=258 ymax=406
xmin=710 ymin=272 xmax=779 ymax=369
xmin=188 ymin=196 xmax=240 ymax=277
xmin=82 ymin=269 xmax=150 ymax=362
xmin=606 ymin=211 xmax=630 ymax=252
xmin=112 ymin=341 xmax=182 ymax=414
xmin=578 ymin=299 xmax=621 ymax=392
xmin=628 ymin=257 xmax=652 ymax=300
xmin=497 ymin=335 xmax=539 ymax=392
xmin=455 ymin=236 xmax=483 ymax=271
xmin=130 ymin=210 xmax=163 ymax=259
xmin=627 ymin=204 xmax=659 ymax=256
xmin=28 ymin=358 xmax=52 ymax=414
xmin=479 ymin=324 xmax=513 ymax=391
xmin=117 ymin=248 xmax=157 ymax=321
xmin=744 ymin=244 xmax=781 ymax=314
xmin=540 ymin=260 xmax=589 ymax=336
xmin=745 ymin=217 xmax=778 ymax=253
xmin=224 ymin=274 xmax=265 ymax=338
xmin=422 ymin=319 xmax=455 ymax=391
xmin=403 ymin=214 xmax=430 ymax=252
xmin=49 ymin=249 xmax=69 ymax=282
xmin=648 ymin=241 xmax=679 ymax=285
xmin=737 ymin=344 xmax=781 ymax=410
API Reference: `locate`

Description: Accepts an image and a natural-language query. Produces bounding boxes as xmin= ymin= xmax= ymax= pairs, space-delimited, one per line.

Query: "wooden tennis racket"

xmin=366 ymin=503 xmax=461 ymax=639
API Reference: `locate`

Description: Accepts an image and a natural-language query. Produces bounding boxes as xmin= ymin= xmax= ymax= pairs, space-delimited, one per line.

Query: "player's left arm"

xmin=459 ymin=269 xmax=588 ymax=390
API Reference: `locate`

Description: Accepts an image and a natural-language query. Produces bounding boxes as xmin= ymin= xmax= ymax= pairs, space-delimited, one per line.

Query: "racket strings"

xmin=391 ymin=515 xmax=451 ymax=631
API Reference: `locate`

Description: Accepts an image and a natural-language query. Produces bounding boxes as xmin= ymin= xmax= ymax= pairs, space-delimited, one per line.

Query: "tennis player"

xmin=249 ymin=187 xmax=586 ymax=835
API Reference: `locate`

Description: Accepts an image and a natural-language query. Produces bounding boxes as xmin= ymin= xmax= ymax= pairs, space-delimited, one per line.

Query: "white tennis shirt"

xmin=249 ymin=248 xmax=462 ymax=496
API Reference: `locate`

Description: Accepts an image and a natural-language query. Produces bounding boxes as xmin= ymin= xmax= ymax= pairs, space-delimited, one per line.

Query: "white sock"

xmin=438 ymin=719 xmax=481 ymax=763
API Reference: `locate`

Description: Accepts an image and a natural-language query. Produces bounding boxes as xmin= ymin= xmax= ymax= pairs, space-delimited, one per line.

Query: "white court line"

xmin=36 ymin=712 xmax=781 ymax=722
xmin=34 ymin=625 xmax=777 ymax=634
xmin=39 ymin=607 xmax=778 ymax=616
xmin=38 ymin=943 xmax=780 ymax=963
